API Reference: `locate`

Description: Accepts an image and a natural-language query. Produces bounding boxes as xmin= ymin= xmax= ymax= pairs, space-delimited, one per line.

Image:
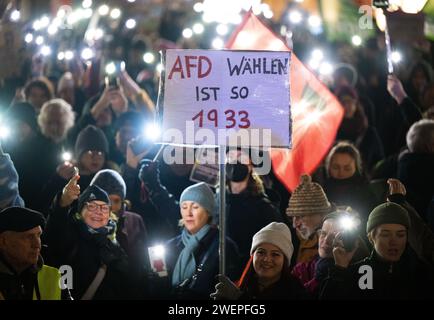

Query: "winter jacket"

xmin=319 ymin=250 xmax=434 ymax=300
xmin=0 ymin=153 xmax=24 ymax=209
xmin=226 ymin=191 xmax=283 ymax=266
xmin=397 ymin=152 xmax=434 ymax=222
xmin=388 ymin=194 xmax=434 ymax=266
xmin=164 ymin=227 xmax=241 ymax=299
xmin=238 ymin=267 xmax=310 ymax=300
xmin=116 ymin=209 xmax=149 ymax=274
xmin=0 ymin=255 xmax=61 ymax=300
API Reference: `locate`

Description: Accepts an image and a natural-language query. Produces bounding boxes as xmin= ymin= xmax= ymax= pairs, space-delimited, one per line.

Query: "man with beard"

xmin=286 ymin=174 xmax=333 ymax=266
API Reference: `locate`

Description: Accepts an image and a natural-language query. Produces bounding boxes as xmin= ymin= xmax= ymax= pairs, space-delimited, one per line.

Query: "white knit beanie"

xmin=250 ymin=222 xmax=294 ymax=263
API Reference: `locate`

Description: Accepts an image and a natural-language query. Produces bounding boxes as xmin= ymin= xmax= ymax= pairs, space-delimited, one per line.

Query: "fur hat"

xmin=286 ymin=175 xmax=331 ymax=217
xmin=250 ymin=222 xmax=294 ymax=263
xmin=90 ymin=169 xmax=126 ymax=201
xmin=179 ymin=182 xmax=215 ymax=216
xmin=75 ymin=125 xmax=109 ymax=159
xmin=366 ymin=202 xmax=410 ymax=233
xmin=0 ymin=207 xmax=45 ymax=233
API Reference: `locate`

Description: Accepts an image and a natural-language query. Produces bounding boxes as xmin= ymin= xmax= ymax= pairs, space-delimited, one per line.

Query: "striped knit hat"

xmin=286 ymin=174 xmax=331 ymax=217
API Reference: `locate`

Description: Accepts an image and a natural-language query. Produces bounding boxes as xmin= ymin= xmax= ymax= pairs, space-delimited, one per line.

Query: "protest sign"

xmin=160 ymin=49 xmax=291 ymax=148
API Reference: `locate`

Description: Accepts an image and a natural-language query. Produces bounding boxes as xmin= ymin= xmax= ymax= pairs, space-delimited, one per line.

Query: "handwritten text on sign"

xmin=162 ymin=50 xmax=291 ymax=147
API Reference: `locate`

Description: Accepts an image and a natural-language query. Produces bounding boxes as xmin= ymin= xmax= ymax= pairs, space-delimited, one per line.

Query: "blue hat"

xmin=180 ymin=182 xmax=215 ymax=216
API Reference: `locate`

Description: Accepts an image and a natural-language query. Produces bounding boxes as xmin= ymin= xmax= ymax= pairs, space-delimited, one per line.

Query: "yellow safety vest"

xmin=32 ymin=265 xmax=61 ymax=300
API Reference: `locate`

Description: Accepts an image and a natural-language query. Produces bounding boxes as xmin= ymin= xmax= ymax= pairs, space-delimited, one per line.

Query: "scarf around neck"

xmin=171 ymin=224 xmax=211 ymax=287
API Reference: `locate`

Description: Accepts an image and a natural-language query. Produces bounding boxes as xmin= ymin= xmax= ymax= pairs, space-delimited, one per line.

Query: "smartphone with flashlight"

xmin=148 ymin=245 xmax=168 ymax=277
xmin=341 ymin=230 xmax=358 ymax=252
xmin=105 ymin=75 xmax=120 ymax=89
xmin=130 ymin=136 xmax=152 ymax=156
xmin=105 ymin=60 xmax=125 ymax=89
xmin=339 ymin=213 xmax=360 ymax=252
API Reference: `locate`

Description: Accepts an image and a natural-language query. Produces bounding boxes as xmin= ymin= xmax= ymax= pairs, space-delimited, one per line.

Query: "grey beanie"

xmin=179 ymin=182 xmax=215 ymax=215
xmin=90 ymin=169 xmax=126 ymax=200
xmin=75 ymin=125 xmax=109 ymax=159
xmin=251 ymin=222 xmax=294 ymax=264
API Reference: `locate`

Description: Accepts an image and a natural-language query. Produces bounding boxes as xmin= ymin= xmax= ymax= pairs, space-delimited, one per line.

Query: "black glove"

xmin=138 ymin=159 xmax=161 ymax=190
xmin=93 ymin=234 xmax=128 ymax=268
xmin=314 ymin=257 xmax=334 ymax=281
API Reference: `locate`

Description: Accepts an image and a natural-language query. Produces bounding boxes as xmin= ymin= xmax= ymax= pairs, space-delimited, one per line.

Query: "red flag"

xmin=226 ymin=11 xmax=344 ymax=191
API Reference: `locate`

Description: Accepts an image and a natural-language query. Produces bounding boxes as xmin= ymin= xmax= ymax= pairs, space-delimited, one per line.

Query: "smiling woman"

xmin=44 ymin=184 xmax=141 ymax=300
xmin=211 ymin=222 xmax=310 ymax=300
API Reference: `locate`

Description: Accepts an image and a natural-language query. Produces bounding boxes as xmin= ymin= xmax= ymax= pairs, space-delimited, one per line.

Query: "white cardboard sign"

xmin=160 ymin=49 xmax=291 ymax=148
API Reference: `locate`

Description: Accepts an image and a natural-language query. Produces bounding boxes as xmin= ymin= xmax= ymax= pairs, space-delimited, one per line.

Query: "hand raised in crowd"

xmin=59 ymin=169 xmax=80 ymax=208
xmin=387 ymin=178 xmax=406 ymax=196
xmin=108 ymin=86 xmax=128 ymax=115
xmin=332 ymin=232 xmax=359 ymax=269
xmin=126 ymin=139 xmax=151 ymax=169
xmin=387 ymin=74 xmax=408 ymax=105
xmin=119 ymin=70 xmax=141 ymax=98
xmin=138 ymin=159 xmax=161 ymax=189
xmin=210 ymin=275 xmax=242 ymax=300
xmin=56 ymin=161 xmax=77 ymax=180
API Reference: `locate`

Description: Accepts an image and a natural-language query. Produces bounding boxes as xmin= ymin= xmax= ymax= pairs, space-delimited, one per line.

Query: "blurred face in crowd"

xmin=411 ymin=69 xmax=428 ymax=93
xmin=80 ymin=150 xmax=105 ymax=175
xmin=329 ymin=152 xmax=356 ymax=180
xmin=253 ymin=243 xmax=284 ymax=286
xmin=422 ymin=85 xmax=434 ymax=112
xmin=27 ymin=87 xmax=49 ymax=112
xmin=116 ymin=125 xmax=140 ymax=155
xmin=11 ymin=120 xmax=34 ymax=143
xmin=369 ymin=224 xmax=407 ymax=263
xmin=40 ymin=108 xmax=70 ymax=143
xmin=180 ymin=201 xmax=210 ymax=234
xmin=95 ymin=108 xmax=112 ymax=128
xmin=318 ymin=219 xmax=341 ymax=258
xmin=292 ymin=214 xmax=323 ymax=240
xmin=339 ymin=95 xmax=357 ymax=118
xmin=81 ymin=200 xmax=110 ymax=229
xmin=108 ymin=194 xmax=123 ymax=214
xmin=0 ymin=226 xmax=42 ymax=272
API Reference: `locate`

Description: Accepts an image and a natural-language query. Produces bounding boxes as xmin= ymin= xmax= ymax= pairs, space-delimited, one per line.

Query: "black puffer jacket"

xmin=226 ymin=191 xmax=283 ymax=266
xmin=398 ymin=152 xmax=434 ymax=223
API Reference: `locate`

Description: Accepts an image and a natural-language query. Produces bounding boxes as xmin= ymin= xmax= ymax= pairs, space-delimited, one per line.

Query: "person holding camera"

xmin=319 ymin=202 xmax=434 ymax=299
xmin=291 ymin=208 xmax=369 ymax=298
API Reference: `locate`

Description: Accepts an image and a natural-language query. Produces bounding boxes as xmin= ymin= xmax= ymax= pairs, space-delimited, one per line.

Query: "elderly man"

xmin=0 ymin=207 xmax=62 ymax=300
xmin=286 ymin=175 xmax=332 ymax=265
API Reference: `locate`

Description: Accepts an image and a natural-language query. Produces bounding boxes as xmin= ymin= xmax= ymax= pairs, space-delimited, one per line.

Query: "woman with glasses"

xmin=44 ymin=180 xmax=139 ymax=299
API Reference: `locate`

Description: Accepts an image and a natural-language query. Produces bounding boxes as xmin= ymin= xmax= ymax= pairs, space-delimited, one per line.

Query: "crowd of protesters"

xmin=1 ymin=4 xmax=434 ymax=300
